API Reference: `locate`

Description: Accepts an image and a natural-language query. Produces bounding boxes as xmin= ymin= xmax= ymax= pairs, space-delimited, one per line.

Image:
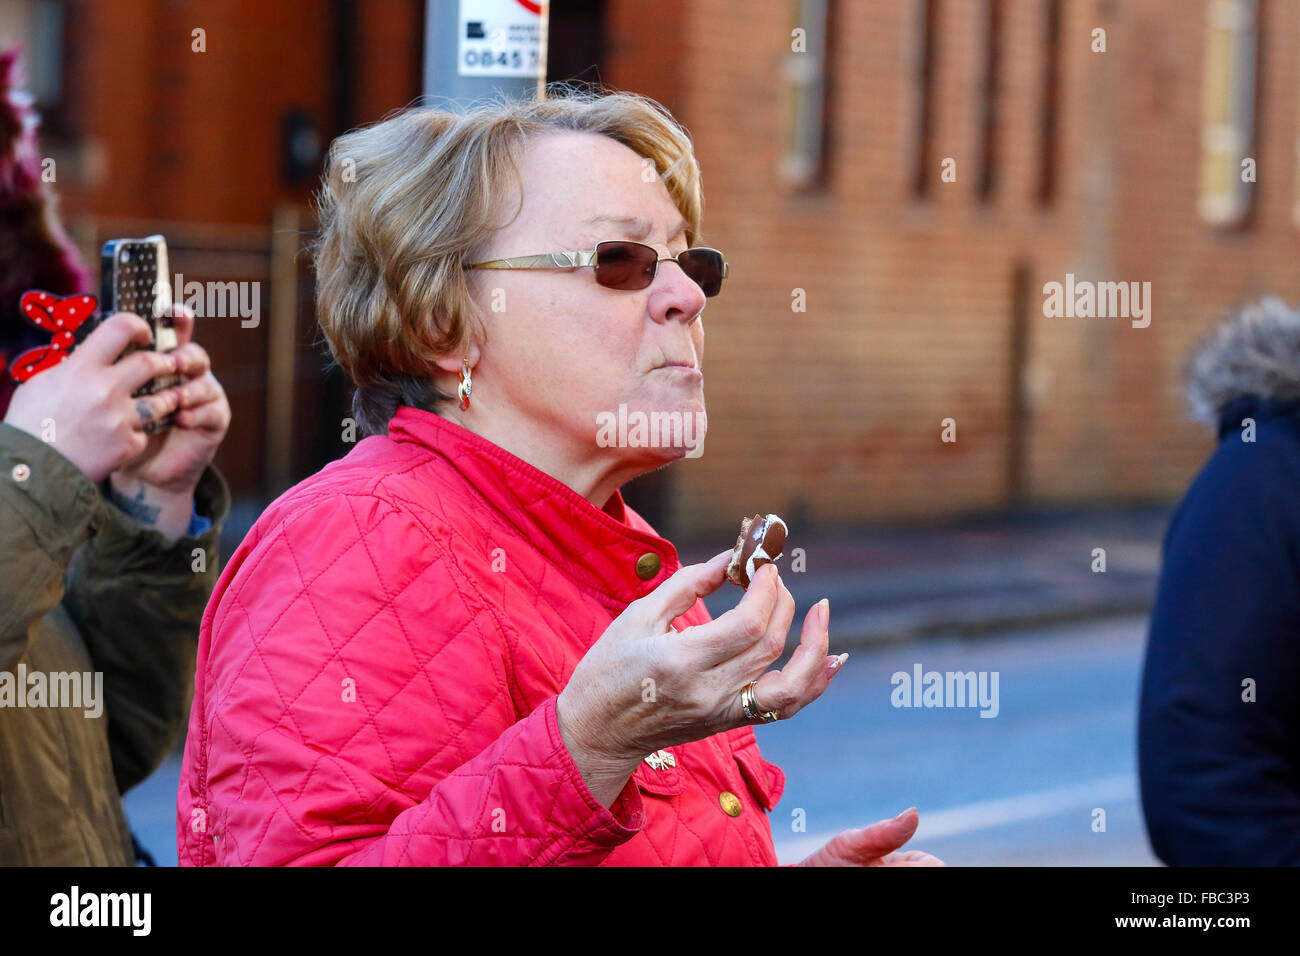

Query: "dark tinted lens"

xmin=678 ymin=248 xmax=725 ymax=297
xmin=594 ymin=241 xmax=657 ymax=291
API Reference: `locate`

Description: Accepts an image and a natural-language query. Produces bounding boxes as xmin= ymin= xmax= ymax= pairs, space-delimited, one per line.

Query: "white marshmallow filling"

xmin=743 ymin=514 xmax=787 ymax=583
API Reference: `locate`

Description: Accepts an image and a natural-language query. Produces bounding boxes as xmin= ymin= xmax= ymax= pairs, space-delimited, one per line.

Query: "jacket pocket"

xmin=731 ymin=739 xmax=785 ymax=811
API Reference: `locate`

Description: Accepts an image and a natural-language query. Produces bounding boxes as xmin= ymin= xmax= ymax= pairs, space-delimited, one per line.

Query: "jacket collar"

xmin=387 ymin=406 xmax=680 ymax=610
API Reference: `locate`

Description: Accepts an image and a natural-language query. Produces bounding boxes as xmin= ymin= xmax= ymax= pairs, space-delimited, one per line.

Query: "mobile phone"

xmin=100 ymin=235 xmax=181 ymax=433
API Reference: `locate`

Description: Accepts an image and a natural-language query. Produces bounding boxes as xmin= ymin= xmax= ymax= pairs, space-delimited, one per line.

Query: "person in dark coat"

xmin=1139 ymin=296 xmax=1300 ymax=865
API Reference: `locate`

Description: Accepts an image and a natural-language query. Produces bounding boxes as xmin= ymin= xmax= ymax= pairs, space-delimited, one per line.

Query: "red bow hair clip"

xmin=8 ymin=289 xmax=98 ymax=382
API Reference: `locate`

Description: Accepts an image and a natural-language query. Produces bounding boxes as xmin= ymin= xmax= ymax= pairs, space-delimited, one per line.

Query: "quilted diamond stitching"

xmin=184 ymin=416 xmax=784 ymax=866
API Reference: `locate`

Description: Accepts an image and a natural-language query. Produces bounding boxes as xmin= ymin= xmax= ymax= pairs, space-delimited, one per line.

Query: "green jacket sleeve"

xmin=0 ymin=423 xmax=106 ymax=671
xmin=63 ymin=464 xmax=230 ymax=795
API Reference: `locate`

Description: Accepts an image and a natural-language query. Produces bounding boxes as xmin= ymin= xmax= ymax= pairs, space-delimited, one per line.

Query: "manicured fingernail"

xmin=894 ymin=806 xmax=917 ymax=821
xmin=818 ymin=597 xmax=829 ymax=627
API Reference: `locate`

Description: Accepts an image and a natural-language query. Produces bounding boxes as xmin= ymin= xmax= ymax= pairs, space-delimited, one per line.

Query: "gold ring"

xmin=740 ymin=680 xmax=779 ymax=723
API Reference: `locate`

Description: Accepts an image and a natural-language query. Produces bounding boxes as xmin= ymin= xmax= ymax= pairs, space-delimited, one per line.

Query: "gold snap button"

xmin=635 ymin=552 xmax=661 ymax=580
xmin=719 ymin=791 xmax=742 ymax=817
xmin=11 ymin=463 xmax=29 ymax=482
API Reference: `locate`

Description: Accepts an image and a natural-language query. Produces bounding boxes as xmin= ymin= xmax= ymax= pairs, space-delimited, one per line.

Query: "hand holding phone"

xmin=1 ymin=312 xmax=184 ymax=483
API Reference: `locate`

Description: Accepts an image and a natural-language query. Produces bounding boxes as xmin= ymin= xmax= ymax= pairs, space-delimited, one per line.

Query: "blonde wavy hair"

xmin=313 ymin=82 xmax=705 ymax=436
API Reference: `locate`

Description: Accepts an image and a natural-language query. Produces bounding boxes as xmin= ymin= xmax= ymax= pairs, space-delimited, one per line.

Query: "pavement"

xmin=677 ymin=504 xmax=1172 ymax=648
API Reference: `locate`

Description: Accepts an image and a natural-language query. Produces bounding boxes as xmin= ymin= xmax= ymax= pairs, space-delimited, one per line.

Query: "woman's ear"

xmin=432 ymin=340 xmax=482 ymax=375
xmin=431 ymin=294 xmax=487 ymax=375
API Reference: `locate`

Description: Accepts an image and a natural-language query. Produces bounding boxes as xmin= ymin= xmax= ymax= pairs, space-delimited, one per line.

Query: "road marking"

xmin=775 ymin=773 xmax=1136 ymax=863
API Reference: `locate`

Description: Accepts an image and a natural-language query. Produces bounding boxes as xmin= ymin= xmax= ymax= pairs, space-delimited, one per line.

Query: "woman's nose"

xmin=653 ymin=259 xmax=708 ymax=322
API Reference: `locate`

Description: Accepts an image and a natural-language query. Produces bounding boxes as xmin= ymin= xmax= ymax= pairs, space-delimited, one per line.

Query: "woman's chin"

xmin=615 ymin=441 xmax=705 ymax=472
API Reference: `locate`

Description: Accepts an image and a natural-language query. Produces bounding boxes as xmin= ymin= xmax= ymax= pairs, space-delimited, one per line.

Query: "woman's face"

xmin=462 ymin=131 xmax=709 ymax=471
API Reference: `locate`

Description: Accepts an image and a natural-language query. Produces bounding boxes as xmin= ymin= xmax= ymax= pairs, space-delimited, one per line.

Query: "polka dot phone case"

xmin=100 ymin=235 xmax=181 ymax=434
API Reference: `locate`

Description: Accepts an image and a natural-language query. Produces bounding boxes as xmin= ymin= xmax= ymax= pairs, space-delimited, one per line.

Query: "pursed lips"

xmin=653 ymin=360 xmax=702 ymax=376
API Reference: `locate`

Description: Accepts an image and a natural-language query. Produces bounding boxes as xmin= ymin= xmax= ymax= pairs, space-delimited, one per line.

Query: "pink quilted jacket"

xmin=177 ymin=406 xmax=786 ymax=865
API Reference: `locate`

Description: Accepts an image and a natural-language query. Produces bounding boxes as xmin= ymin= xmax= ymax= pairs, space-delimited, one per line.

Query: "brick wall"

xmin=609 ymin=0 xmax=1300 ymax=536
xmin=41 ymin=0 xmax=1300 ymax=534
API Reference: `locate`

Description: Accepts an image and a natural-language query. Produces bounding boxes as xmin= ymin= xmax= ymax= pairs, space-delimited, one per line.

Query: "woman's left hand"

xmin=113 ymin=306 xmax=229 ymax=492
xmin=109 ymin=305 xmax=231 ymax=539
xmin=796 ymin=808 xmax=945 ymax=866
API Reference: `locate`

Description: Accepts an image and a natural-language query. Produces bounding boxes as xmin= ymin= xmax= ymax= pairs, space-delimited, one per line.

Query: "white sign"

xmin=458 ymin=0 xmax=543 ymax=78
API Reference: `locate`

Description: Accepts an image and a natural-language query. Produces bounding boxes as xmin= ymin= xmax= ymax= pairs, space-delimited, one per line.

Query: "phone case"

xmin=100 ymin=235 xmax=181 ymax=432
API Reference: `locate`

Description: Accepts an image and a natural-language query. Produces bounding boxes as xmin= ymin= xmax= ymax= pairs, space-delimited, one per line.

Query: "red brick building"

xmin=8 ymin=0 xmax=1298 ymax=537
xmin=663 ymin=0 xmax=1300 ymax=532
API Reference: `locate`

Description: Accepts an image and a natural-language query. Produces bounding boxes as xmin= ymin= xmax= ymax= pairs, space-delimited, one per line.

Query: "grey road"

xmin=762 ymin=614 xmax=1159 ymax=865
xmin=124 ymin=614 xmax=1159 ymax=866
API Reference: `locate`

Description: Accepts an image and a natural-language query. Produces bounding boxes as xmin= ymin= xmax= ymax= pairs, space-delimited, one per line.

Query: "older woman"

xmin=177 ymin=85 xmax=937 ymax=866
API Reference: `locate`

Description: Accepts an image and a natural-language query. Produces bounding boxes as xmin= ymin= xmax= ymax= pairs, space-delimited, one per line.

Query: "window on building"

xmin=976 ymin=0 xmax=1002 ymax=201
xmin=1198 ymin=0 xmax=1258 ymax=226
xmin=780 ymin=0 xmax=832 ymax=189
xmin=1036 ymin=0 xmax=1061 ymax=206
xmin=908 ymin=0 xmax=939 ymax=197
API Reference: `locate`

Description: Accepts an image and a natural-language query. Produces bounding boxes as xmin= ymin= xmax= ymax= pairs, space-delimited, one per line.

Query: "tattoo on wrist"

xmin=110 ymin=484 xmax=161 ymax=526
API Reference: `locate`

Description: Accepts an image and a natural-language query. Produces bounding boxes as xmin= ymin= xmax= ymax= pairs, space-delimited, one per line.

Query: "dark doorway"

xmin=547 ymin=0 xmax=606 ymax=87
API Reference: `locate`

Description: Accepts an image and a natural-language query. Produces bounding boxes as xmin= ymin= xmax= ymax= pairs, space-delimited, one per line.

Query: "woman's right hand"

xmin=3 ymin=312 xmax=184 ymax=484
xmin=556 ymin=551 xmax=842 ymax=807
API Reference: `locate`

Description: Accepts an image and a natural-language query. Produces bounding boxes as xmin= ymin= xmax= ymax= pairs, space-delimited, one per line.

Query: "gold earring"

xmin=457 ymin=358 xmax=473 ymax=410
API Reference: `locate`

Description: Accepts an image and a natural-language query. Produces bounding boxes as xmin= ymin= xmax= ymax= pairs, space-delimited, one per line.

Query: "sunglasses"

xmin=464 ymin=240 xmax=729 ymax=297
